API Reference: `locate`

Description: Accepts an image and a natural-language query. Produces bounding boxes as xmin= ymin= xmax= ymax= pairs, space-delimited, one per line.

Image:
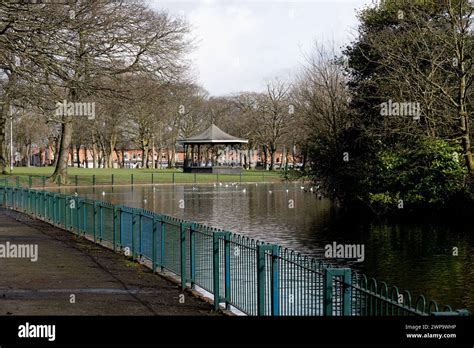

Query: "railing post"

xmin=93 ymin=202 xmax=97 ymax=242
xmin=83 ymin=201 xmax=87 ymax=236
xmin=324 ymin=268 xmax=333 ymax=316
xmin=92 ymin=174 xmax=96 ymax=187
xmin=151 ymin=173 xmax=154 ymax=185
xmin=76 ymin=199 xmax=81 ymax=234
xmin=119 ymin=206 xmax=124 ymax=247
xmin=180 ymin=222 xmax=187 ymax=290
xmin=342 ymin=269 xmax=352 ymax=316
xmin=131 ymin=173 xmax=134 ymax=186
xmin=138 ymin=211 xmax=143 ymax=257
xmin=16 ymin=176 xmax=19 ymax=188
xmin=160 ymin=219 xmax=166 ymax=271
xmin=211 ymin=231 xmax=231 ymax=311
xmin=75 ymin=197 xmax=80 ymax=233
xmin=99 ymin=203 xmax=104 ymax=241
xmin=324 ymin=268 xmax=352 ymax=316
xmin=64 ymin=195 xmax=68 ymax=229
xmin=42 ymin=176 xmax=46 ymax=189
xmin=131 ymin=209 xmax=136 ymax=259
xmin=213 ymin=232 xmax=223 ymax=311
xmin=28 ymin=176 xmax=32 ymax=188
xmin=189 ymin=223 xmax=196 ymax=289
xmin=172 ymin=173 xmax=175 ymax=184
xmin=224 ymin=232 xmax=231 ymax=310
xmin=75 ymin=175 xmax=78 ymax=187
xmin=152 ymin=215 xmax=160 ymax=273
xmin=256 ymin=244 xmax=266 ymax=315
xmin=113 ymin=206 xmax=118 ymax=252
xmin=64 ymin=197 xmax=70 ymax=231
xmin=43 ymin=192 xmax=47 ymax=218
xmin=256 ymin=244 xmax=280 ymax=316
xmin=111 ymin=174 xmax=114 ymax=186
xmin=271 ymin=245 xmax=280 ymax=316
xmin=52 ymin=194 xmax=56 ymax=224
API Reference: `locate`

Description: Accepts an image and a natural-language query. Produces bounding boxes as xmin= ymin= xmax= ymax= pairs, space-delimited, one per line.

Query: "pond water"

xmin=54 ymin=182 xmax=474 ymax=311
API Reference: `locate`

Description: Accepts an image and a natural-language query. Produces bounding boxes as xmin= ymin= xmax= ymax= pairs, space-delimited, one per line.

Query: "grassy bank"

xmin=0 ymin=167 xmax=283 ymax=188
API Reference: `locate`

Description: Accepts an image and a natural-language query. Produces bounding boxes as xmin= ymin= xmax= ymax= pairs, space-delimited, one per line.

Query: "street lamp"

xmin=10 ymin=114 xmax=13 ymax=173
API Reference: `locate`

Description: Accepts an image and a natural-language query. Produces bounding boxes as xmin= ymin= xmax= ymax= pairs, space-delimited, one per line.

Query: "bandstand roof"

xmin=178 ymin=124 xmax=248 ymax=145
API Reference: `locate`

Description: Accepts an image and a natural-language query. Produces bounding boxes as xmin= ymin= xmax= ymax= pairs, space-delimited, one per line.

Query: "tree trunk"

xmin=151 ymin=139 xmax=155 ymax=169
xmin=158 ymin=147 xmax=163 ymax=169
xmin=51 ymin=119 xmax=72 ymax=184
xmin=53 ymin=133 xmax=61 ymax=168
xmin=76 ymin=144 xmax=81 ymax=168
xmin=302 ymin=148 xmax=308 ymax=171
xmin=91 ymin=130 xmax=98 ymax=168
xmin=39 ymin=148 xmax=44 ymax=166
xmin=25 ymin=144 xmax=31 ymax=167
xmin=167 ymin=150 xmax=172 ymax=169
xmin=98 ymin=150 xmax=103 ymax=168
xmin=455 ymin=25 xmax=474 ymax=174
xmin=0 ymin=104 xmax=8 ymax=174
xmin=83 ymin=146 xmax=89 ymax=168
xmin=269 ymin=146 xmax=276 ymax=171
xmin=171 ymin=147 xmax=176 ymax=168
xmin=291 ymin=142 xmax=297 ymax=168
xmin=460 ymin=111 xmax=474 ymax=173
xmin=142 ymin=147 xmax=148 ymax=168
xmin=107 ymin=133 xmax=116 ymax=168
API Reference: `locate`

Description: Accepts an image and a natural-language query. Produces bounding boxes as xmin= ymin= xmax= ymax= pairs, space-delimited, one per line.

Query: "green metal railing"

xmin=0 ymin=185 xmax=468 ymax=316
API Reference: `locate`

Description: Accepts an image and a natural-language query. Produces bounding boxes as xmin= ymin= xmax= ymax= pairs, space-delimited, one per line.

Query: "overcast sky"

xmin=149 ymin=0 xmax=372 ymax=96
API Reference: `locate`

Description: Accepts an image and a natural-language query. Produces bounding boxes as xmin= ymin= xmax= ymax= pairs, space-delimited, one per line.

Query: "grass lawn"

xmin=0 ymin=167 xmax=283 ymax=187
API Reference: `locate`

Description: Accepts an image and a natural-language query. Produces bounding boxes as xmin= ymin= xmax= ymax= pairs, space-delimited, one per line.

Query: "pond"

xmin=54 ymin=182 xmax=474 ymax=312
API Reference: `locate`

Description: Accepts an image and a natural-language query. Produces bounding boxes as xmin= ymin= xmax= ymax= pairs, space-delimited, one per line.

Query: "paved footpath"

xmin=0 ymin=208 xmax=218 ymax=315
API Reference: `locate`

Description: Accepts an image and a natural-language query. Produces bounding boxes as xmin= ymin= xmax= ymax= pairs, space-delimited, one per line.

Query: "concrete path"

xmin=0 ymin=208 xmax=218 ymax=315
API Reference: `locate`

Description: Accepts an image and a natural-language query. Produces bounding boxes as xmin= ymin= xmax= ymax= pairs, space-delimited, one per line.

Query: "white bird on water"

xmin=269 ymin=190 xmax=273 ymax=194
xmin=74 ymin=192 xmax=78 ymax=196
xmin=143 ymin=199 xmax=147 ymax=204
xmin=242 ymin=188 xmax=246 ymax=193
xmin=213 ymin=183 xmax=216 ymax=187
xmin=219 ymin=182 xmax=223 ymax=186
xmin=102 ymin=191 xmax=105 ymax=196
xmin=300 ymin=186 xmax=305 ymax=190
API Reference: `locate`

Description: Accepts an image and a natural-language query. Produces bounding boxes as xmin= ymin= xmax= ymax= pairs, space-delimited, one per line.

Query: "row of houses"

xmin=28 ymin=145 xmax=301 ymax=169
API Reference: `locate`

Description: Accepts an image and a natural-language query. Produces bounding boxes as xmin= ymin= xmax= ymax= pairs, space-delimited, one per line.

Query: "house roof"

xmin=178 ymin=124 xmax=248 ymax=144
